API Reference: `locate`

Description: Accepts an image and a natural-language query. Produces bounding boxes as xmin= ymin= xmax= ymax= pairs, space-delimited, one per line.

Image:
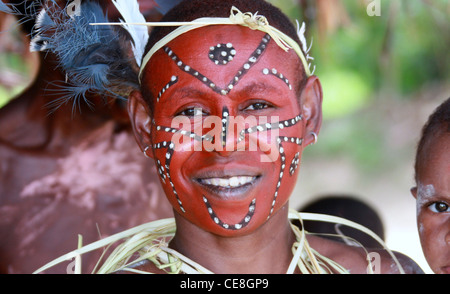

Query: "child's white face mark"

xmin=416 ymin=183 xmax=436 ymax=214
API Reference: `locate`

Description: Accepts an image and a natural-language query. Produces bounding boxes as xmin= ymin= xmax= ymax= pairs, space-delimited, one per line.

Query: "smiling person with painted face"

xmin=33 ymin=0 xmax=423 ymax=274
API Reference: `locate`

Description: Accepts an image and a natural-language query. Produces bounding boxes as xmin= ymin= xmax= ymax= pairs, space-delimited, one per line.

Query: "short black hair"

xmin=141 ymin=0 xmax=308 ymax=110
xmin=414 ymin=97 xmax=450 ymax=182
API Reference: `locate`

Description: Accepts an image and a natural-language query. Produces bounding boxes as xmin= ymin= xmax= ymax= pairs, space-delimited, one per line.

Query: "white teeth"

xmin=201 ymin=176 xmax=255 ymax=188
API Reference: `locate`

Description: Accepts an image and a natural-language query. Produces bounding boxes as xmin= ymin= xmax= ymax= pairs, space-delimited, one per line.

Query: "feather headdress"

xmin=1 ymin=0 xmax=145 ymax=112
xmin=111 ymin=0 xmax=148 ymax=67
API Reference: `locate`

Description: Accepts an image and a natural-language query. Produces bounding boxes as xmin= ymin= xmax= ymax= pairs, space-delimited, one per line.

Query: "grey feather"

xmin=2 ymin=0 xmax=141 ymax=113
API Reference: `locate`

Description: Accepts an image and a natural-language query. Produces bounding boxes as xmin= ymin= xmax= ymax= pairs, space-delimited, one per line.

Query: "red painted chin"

xmin=158 ymin=150 xmax=300 ymax=236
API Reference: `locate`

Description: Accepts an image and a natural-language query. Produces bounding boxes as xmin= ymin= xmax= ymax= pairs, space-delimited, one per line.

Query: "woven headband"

xmin=92 ymin=6 xmax=315 ymax=83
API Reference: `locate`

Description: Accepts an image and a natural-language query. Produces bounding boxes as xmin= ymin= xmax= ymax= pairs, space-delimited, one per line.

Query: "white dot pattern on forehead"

xmin=262 ymin=68 xmax=292 ymax=90
xmin=209 ymin=43 xmax=236 ymax=65
xmin=204 ymin=196 xmax=256 ymax=230
xmin=162 ymin=34 xmax=271 ymax=96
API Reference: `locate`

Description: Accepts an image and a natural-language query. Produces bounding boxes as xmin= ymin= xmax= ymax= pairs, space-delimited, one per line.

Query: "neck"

xmin=169 ymin=204 xmax=296 ymax=274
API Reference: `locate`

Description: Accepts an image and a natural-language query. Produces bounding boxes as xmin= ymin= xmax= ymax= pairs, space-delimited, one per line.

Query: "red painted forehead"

xmin=143 ymin=25 xmax=302 ymax=97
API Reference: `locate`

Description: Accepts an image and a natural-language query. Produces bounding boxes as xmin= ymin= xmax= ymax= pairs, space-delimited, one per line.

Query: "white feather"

xmin=112 ymin=0 xmax=149 ymax=66
xmin=30 ymin=8 xmax=49 ymax=52
xmin=295 ymin=20 xmax=315 ymax=75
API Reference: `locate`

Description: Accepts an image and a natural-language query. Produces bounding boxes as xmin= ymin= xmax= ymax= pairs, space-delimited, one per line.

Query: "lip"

xmin=195 ymin=175 xmax=261 ymax=199
xmin=192 ymin=165 xmax=263 ymax=201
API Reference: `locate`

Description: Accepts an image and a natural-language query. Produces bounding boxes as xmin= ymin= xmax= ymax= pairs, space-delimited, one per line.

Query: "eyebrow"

xmin=238 ymin=81 xmax=279 ymax=95
xmin=163 ymin=86 xmax=209 ymax=104
xmin=262 ymin=68 xmax=293 ymax=91
xmin=162 ymin=81 xmax=282 ymax=106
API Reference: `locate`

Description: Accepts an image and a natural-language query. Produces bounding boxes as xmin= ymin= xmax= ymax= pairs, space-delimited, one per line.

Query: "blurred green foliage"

xmin=270 ymin=0 xmax=449 ymax=118
xmin=268 ymin=0 xmax=449 ymax=170
xmin=0 ymin=51 xmax=30 ymax=108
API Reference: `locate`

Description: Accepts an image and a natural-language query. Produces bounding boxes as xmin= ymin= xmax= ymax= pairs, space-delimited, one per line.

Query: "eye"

xmin=244 ymin=102 xmax=272 ymax=111
xmin=177 ymin=107 xmax=207 ymax=117
xmin=427 ymin=201 xmax=450 ymax=213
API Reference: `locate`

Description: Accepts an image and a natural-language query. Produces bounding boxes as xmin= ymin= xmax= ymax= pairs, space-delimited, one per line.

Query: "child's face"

xmin=412 ymin=133 xmax=450 ymax=274
xmin=142 ymin=26 xmax=309 ymax=236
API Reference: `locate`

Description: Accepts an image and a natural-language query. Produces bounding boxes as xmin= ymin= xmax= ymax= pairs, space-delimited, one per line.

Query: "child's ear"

xmin=410 ymin=187 xmax=418 ymax=199
xmin=128 ymin=90 xmax=153 ymax=159
xmin=300 ymin=76 xmax=323 ymax=146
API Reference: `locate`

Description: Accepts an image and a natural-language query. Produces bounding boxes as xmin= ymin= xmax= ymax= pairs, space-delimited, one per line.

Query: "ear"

xmin=410 ymin=186 xmax=418 ymax=199
xmin=128 ymin=90 xmax=153 ymax=159
xmin=300 ymin=76 xmax=323 ymax=146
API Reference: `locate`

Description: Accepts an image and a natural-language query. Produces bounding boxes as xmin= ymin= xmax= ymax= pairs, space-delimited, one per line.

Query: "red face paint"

xmin=142 ymin=25 xmax=306 ymax=236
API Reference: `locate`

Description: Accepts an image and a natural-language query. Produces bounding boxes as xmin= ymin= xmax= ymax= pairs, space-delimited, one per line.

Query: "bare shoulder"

xmin=378 ymin=250 xmax=424 ymax=274
xmin=307 ymin=235 xmax=424 ymax=274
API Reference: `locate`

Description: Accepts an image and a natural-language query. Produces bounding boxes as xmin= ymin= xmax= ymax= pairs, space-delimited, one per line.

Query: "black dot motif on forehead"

xmin=204 ymin=196 xmax=256 ymax=230
xmin=262 ymin=68 xmax=292 ymax=91
xmin=163 ymin=34 xmax=271 ymax=97
xmin=209 ymin=43 xmax=236 ymax=65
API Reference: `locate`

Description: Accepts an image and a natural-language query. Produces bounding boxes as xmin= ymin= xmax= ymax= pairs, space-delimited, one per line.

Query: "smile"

xmin=198 ymin=176 xmax=257 ymax=188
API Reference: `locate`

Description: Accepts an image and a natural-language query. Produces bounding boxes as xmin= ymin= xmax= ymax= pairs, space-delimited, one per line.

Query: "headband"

xmin=91 ymin=5 xmax=315 ymax=83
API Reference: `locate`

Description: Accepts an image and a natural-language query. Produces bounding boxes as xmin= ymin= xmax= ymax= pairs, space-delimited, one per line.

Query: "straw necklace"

xmin=34 ymin=208 xmax=403 ymax=274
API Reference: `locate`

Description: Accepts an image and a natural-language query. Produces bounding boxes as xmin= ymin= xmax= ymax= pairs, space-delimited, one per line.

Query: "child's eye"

xmin=427 ymin=201 xmax=450 ymax=213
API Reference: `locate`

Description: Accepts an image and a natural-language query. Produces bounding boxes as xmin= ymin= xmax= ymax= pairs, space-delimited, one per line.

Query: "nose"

xmin=213 ymin=106 xmax=239 ymax=156
xmin=208 ymin=106 xmax=280 ymax=160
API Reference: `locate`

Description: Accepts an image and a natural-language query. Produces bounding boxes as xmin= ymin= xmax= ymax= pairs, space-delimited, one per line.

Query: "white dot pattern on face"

xmin=289 ymin=152 xmax=300 ymax=176
xmin=203 ymin=197 xmax=256 ymax=230
xmin=156 ymin=37 xmax=302 ymax=224
xmin=162 ymin=34 xmax=271 ymax=97
xmin=236 ymin=114 xmax=304 ymax=217
xmin=209 ymin=43 xmax=236 ymax=65
xmin=153 ymin=112 xmax=303 ymax=227
xmin=153 ymin=126 xmax=212 ymax=213
xmin=221 ymin=107 xmax=229 ymax=148
xmin=157 ymin=75 xmax=178 ymax=102
xmin=262 ymin=68 xmax=292 ymax=90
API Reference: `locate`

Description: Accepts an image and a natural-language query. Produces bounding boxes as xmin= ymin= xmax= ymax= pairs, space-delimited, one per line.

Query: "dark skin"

xmin=411 ymin=132 xmax=450 ymax=274
xmin=0 ymin=1 xmax=172 ymax=274
xmin=125 ymin=26 xmax=424 ymax=274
